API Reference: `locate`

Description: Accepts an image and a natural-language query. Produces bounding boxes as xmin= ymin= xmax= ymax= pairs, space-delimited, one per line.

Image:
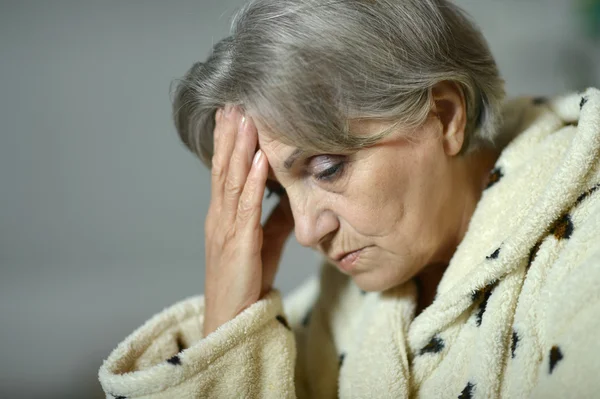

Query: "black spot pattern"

xmin=176 ymin=334 xmax=186 ymax=353
xmin=167 ymin=355 xmax=181 ymax=365
xmin=486 ymin=247 xmax=501 ymax=260
xmin=532 ymin=96 xmax=547 ymax=105
xmin=458 ymin=382 xmax=474 ymax=399
xmin=302 ymin=308 xmax=312 ymax=327
xmin=360 ymin=289 xmax=367 ymax=295
xmin=472 ymin=280 xmax=498 ymax=327
xmin=576 ymin=183 xmax=600 ymax=204
xmin=527 ymin=241 xmax=542 ymax=270
xmin=419 ymin=335 xmax=445 ymax=355
xmin=550 ymin=213 xmax=573 ymax=240
xmin=475 ymin=300 xmax=489 ymax=326
xmin=511 ymin=329 xmax=519 ymax=359
xmin=580 ymin=96 xmax=588 ymax=109
xmin=485 ymin=167 xmax=504 ymax=189
xmin=549 ymin=346 xmax=563 ymax=374
xmin=276 ymin=315 xmax=291 ymax=330
xmin=339 ymin=353 xmax=346 ymax=367
xmin=113 ymin=396 xmax=126 ymax=399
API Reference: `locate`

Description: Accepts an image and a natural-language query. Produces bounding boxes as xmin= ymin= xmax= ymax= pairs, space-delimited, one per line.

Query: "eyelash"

xmin=265 ymin=157 xmax=346 ymax=197
xmin=314 ymin=162 xmax=345 ymax=182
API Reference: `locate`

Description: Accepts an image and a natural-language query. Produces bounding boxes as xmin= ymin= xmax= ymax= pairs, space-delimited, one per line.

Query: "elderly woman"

xmin=99 ymin=0 xmax=600 ymax=397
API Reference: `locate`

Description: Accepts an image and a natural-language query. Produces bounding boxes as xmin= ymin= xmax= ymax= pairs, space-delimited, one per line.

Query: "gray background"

xmin=1 ymin=0 xmax=598 ymax=397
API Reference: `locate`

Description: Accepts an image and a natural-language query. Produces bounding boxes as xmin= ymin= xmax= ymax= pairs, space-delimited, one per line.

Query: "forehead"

xmin=252 ymin=116 xmax=393 ymax=151
xmin=253 ymin=120 xmax=293 ymax=163
xmin=249 ymin=118 xmax=296 ymax=182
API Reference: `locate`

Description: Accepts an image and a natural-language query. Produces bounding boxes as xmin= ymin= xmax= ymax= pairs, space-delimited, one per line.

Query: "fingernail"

xmin=239 ymin=115 xmax=247 ymax=132
xmin=215 ymin=108 xmax=223 ymax=122
xmin=253 ymin=149 xmax=263 ymax=165
xmin=224 ymin=103 xmax=234 ymax=117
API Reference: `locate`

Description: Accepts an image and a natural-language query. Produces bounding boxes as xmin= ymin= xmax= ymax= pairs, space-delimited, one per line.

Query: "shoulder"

xmin=540 ymin=182 xmax=600 ymax=333
xmin=528 ymin=200 xmax=600 ymax=396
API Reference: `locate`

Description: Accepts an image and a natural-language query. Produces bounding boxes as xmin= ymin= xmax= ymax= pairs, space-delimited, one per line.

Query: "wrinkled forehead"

xmin=248 ymin=117 xmax=299 ymax=179
xmin=251 ymin=118 xmax=293 ymax=155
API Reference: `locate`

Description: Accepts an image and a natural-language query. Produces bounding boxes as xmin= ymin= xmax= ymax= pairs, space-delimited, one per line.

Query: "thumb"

xmin=260 ymin=196 xmax=294 ymax=296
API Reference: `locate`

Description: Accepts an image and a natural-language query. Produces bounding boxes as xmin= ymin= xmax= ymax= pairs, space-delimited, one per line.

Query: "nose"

xmin=289 ymin=193 xmax=339 ymax=248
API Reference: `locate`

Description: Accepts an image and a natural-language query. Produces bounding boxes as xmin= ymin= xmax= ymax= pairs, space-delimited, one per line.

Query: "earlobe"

xmin=431 ymin=81 xmax=467 ymax=156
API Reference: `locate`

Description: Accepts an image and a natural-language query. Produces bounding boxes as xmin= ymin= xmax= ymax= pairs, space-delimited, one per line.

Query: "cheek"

xmin=403 ymin=148 xmax=450 ymax=226
xmin=335 ymin=167 xmax=407 ymax=237
xmin=335 ymin=140 xmax=443 ymax=240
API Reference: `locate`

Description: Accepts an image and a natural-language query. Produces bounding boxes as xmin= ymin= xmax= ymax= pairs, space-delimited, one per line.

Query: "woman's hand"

xmin=203 ymin=104 xmax=294 ymax=337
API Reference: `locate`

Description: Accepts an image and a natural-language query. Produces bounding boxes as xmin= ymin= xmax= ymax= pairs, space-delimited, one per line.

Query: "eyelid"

xmin=309 ymin=155 xmax=347 ymax=182
xmin=308 ymin=154 xmax=345 ymax=170
xmin=315 ymin=163 xmax=343 ymax=181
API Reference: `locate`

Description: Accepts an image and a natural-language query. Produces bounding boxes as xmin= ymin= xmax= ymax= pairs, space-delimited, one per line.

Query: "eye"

xmin=310 ymin=155 xmax=346 ymax=182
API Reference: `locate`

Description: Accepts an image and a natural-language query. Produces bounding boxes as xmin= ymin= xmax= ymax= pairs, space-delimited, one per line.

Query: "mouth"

xmin=330 ymin=247 xmax=369 ymax=273
xmin=333 ymin=248 xmax=364 ymax=262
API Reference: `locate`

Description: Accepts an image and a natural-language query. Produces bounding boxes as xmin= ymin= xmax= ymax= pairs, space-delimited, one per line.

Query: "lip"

xmin=333 ymin=248 xmax=361 ymax=262
xmin=332 ymin=247 xmax=366 ymax=273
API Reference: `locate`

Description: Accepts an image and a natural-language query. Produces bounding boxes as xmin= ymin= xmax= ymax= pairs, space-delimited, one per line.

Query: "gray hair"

xmin=172 ymin=0 xmax=506 ymax=167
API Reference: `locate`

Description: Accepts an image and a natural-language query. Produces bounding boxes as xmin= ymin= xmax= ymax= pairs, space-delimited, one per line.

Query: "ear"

xmin=431 ymin=81 xmax=467 ymax=156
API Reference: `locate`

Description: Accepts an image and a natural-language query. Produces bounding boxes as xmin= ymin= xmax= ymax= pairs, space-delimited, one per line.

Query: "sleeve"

xmin=98 ymin=275 xmax=320 ymax=399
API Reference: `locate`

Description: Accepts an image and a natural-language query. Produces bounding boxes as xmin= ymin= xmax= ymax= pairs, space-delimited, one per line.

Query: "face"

xmin=253 ymin=113 xmax=472 ymax=293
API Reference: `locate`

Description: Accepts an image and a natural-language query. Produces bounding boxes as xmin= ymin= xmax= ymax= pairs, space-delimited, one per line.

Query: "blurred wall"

xmin=0 ymin=0 xmax=598 ymax=397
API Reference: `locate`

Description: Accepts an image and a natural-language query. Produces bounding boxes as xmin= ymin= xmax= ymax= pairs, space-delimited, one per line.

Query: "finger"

xmin=260 ymin=196 xmax=294 ymax=294
xmin=210 ymin=104 xmax=239 ymax=207
xmin=223 ymin=112 xmax=258 ymax=225
xmin=236 ymin=148 xmax=268 ymax=238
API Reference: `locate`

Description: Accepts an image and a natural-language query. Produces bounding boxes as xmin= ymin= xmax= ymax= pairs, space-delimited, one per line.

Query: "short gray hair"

xmin=172 ymin=0 xmax=506 ymax=167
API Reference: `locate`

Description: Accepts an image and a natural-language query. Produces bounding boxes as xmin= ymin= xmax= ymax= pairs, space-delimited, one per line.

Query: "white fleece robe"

xmin=98 ymin=87 xmax=600 ymax=399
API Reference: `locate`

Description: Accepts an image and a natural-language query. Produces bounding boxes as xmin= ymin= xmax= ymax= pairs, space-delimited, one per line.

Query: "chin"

xmin=352 ymin=270 xmax=405 ymax=293
xmin=351 ymin=263 xmax=416 ymax=293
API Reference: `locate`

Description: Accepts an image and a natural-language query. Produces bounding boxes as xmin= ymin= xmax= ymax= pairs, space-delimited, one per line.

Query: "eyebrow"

xmin=284 ymin=148 xmax=304 ymax=169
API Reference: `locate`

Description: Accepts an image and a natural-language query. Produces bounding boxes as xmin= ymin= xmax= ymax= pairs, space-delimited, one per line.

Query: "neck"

xmin=415 ymin=146 xmax=501 ymax=316
xmin=455 ymin=146 xmax=502 ymax=243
